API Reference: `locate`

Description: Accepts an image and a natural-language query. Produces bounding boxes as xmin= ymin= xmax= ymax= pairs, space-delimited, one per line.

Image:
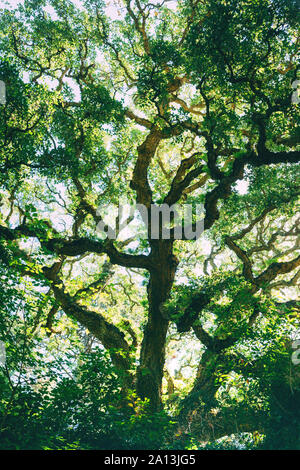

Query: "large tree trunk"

xmin=180 ymin=350 xmax=220 ymax=418
xmin=177 ymin=350 xmax=263 ymax=442
xmin=136 ymin=241 xmax=177 ymax=410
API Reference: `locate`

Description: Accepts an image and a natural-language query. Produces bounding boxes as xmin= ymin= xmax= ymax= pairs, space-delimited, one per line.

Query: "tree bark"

xmin=136 ymin=240 xmax=178 ymax=410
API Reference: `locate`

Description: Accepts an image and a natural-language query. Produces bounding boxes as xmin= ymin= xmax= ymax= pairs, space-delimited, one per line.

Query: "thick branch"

xmin=0 ymin=223 xmax=151 ymax=270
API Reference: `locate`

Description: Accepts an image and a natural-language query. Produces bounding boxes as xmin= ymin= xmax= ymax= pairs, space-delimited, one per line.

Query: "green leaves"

xmin=81 ymin=83 xmax=125 ymax=125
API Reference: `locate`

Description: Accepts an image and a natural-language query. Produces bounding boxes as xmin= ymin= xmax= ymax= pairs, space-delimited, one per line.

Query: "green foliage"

xmin=0 ymin=348 xmax=173 ymax=450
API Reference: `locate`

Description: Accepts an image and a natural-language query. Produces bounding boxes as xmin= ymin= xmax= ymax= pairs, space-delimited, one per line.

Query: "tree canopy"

xmin=0 ymin=0 xmax=299 ymax=450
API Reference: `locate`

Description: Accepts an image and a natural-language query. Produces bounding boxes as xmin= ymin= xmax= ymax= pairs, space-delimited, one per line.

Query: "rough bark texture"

xmin=137 ymin=240 xmax=178 ymax=409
